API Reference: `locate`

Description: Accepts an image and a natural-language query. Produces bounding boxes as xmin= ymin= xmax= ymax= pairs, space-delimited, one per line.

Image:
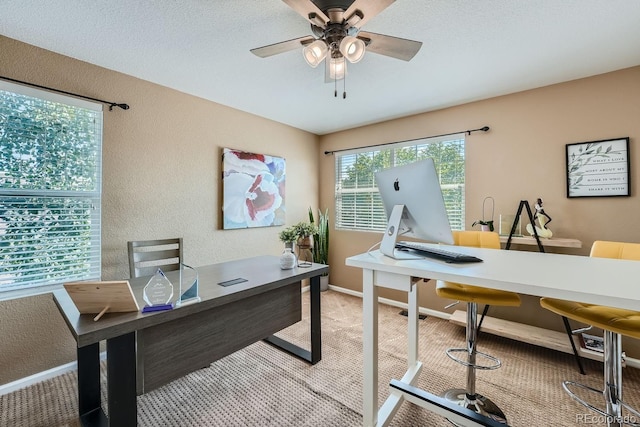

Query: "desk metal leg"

xmin=376 ymin=279 xmax=423 ymax=426
xmin=399 ymin=279 xmax=423 ymax=386
xmin=363 ymin=269 xmax=378 ymax=427
xmin=77 ymin=343 xmax=107 ymax=426
xmin=309 ymin=274 xmax=322 ymax=363
xmin=106 ymin=332 xmax=137 ymax=427
xmin=407 ymin=281 xmax=419 ymax=370
xmin=264 ymin=276 xmax=322 ymax=364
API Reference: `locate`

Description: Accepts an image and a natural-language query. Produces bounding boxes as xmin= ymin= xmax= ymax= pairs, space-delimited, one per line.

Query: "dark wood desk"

xmin=53 ymin=255 xmax=328 ymax=427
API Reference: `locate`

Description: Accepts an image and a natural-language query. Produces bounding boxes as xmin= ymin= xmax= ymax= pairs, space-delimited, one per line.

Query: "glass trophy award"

xmin=142 ymin=268 xmax=174 ymax=313
xmin=176 ymin=263 xmax=201 ymax=307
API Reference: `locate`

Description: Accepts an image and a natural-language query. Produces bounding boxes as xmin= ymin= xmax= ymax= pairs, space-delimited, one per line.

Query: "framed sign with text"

xmin=566 ymin=137 xmax=630 ymax=198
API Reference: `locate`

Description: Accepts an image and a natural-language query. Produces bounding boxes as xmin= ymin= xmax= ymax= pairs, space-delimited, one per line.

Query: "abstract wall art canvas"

xmin=222 ymin=148 xmax=286 ymax=229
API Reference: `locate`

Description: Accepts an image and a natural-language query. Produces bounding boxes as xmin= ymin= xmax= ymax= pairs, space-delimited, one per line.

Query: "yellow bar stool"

xmin=540 ymin=240 xmax=640 ymax=426
xmin=436 ymin=231 xmax=521 ymax=425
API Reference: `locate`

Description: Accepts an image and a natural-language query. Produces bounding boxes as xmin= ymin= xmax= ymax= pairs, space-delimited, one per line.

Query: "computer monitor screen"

xmin=375 ymin=158 xmax=454 ymax=258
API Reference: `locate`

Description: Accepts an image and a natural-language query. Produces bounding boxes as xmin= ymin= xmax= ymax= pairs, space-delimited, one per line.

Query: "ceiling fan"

xmin=250 ymin=0 xmax=422 ymax=98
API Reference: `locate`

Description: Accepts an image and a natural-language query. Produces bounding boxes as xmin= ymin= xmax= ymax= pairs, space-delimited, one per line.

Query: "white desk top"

xmin=346 ymin=247 xmax=640 ymax=311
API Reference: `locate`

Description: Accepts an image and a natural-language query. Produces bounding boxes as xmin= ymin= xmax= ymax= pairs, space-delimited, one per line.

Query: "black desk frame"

xmin=78 ymin=333 xmax=137 ymax=426
xmin=264 ymin=275 xmax=322 ymax=364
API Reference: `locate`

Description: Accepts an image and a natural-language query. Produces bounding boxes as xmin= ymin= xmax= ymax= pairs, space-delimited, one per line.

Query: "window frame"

xmin=334 ymin=133 xmax=465 ymax=234
xmin=0 ymin=79 xmax=103 ymax=301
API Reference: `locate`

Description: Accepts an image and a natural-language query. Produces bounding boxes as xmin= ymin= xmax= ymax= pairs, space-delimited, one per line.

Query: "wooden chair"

xmin=127 ymin=238 xmax=183 ymax=278
xmin=435 ymin=231 xmax=521 ymax=424
xmin=540 ymin=240 xmax=640 ymax=424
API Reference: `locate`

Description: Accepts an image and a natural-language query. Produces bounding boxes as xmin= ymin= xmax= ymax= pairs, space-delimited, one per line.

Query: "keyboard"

xmin=395 ymin=241 xmax=483 ymax=264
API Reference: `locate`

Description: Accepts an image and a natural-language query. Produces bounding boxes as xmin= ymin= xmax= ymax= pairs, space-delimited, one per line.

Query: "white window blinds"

xmin=335 ymin=134 xmax=465 ymax=233
xmin=0 ymin=80 xmax=103 ymax=296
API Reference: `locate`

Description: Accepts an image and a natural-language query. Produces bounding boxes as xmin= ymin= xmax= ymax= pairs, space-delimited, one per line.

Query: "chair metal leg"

xmin=441 ymin=302 xmax=507 ymax=425
xmin=561 ymin=316 xmax=586 ymax=375
xmin=604 ymin=330 xmax=623 ymax=423
xmin=562 ymin=331 xmax=640 ymax=427
xmin=467 ymin=303 xmax=478 ymax=397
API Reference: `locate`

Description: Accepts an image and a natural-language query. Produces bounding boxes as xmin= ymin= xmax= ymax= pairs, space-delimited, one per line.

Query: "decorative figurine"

xmin=526 ymin=198 xmax=553 ymax=238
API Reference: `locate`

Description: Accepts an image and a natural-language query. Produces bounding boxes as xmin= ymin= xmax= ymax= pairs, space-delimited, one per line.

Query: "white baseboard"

xmin=329 ymin=284 xmax=451 ymax=320
xmin=0 ymin=351 xmax=106 ymax=396
xmin=328 ymin=285 xmax=640 ymax=369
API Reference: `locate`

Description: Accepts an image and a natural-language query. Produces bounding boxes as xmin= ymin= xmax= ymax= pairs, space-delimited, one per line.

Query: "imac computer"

xmin=375 ymin=158 xmax=457 ymax=260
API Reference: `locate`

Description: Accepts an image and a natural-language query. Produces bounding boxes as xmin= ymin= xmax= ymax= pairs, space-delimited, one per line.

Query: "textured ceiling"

xmin=2 ymin=0 xmax=640 ymax=135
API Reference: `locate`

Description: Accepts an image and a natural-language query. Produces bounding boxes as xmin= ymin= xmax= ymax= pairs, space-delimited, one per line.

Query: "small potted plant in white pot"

xmin=472 ymin=219 xmax=494 ymax=232
xmin=278 ymin=226 xmax=299 ymax=269
xmin=279 ymin=226 xmax=298 ymax=249
xmin=472 ymin=196 xmax=495 ymax=231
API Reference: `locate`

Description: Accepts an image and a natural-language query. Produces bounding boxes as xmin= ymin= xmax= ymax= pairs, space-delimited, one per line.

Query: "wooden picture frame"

xmin=566 ymin=137 xmax=630 ymax=198
xmin=64 ymin=281 xmax=140 ymax=318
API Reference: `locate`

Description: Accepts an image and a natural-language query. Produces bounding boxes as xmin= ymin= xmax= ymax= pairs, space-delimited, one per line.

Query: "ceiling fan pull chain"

xmin=343 ymin=74 xmax=347 ymax=99
xmin=334 ymin=75 xmax=338 ymax=97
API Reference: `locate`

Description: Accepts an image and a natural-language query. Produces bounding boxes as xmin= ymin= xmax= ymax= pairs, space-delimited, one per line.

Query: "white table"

xmin=346 ymin=246 xmax=640 ymax=426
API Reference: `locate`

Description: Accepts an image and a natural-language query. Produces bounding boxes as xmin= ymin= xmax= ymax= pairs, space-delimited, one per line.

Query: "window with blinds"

xmin=0 ymin=80 xmax=102 ymax=297
xmin=335 ymin=134 xmax=465 ymax=233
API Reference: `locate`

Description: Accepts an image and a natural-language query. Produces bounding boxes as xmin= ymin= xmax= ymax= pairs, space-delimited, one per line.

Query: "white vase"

xmin=280 ymin=247 xmax=296 ymax=270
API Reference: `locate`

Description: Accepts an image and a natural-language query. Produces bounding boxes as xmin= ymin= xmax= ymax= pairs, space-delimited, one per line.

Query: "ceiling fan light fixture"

xmin=339 ymin=36 xmax=366 ymax=63
xmin=303 ymin=40 xmax=328 ymax=68
xmin=329 ymin=56 xmax=347 ymax=80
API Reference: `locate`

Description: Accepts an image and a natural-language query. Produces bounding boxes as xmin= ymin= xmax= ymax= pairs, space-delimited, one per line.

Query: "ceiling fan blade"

xmin=282 ymin=0 xmax=330 ymax=27
xmin=250 ymin=36 xmax=315 ymax=58
xmin=358 ymin=31 xmax=422 ymax=61
xmin=343 ymin=0 xmax=396 ymax=29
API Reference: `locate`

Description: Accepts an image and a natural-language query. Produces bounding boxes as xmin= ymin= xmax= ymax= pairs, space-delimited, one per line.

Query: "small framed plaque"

xmin=64 ymin=281 xmax=139 ymax=320
xmin=566 ymin=137 xmax=630 ymax=198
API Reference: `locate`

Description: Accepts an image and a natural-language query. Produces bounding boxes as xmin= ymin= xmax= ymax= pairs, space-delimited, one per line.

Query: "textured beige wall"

xmin=2 ymin=33 xmax=640 ymax=386
xmin=319 ymin=66 xmax=640 ymax=356
xmin=0 ymin=36 xmax=319 ymax=385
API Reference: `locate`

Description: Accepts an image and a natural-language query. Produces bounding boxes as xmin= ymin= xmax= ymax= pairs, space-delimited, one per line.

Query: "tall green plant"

xmin=309 ymin=207 xmax=329 ymax=266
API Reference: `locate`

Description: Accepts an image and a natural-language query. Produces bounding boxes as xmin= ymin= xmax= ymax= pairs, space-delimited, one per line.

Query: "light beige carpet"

xmin=2 ymin=290 xmax=640 ymax=426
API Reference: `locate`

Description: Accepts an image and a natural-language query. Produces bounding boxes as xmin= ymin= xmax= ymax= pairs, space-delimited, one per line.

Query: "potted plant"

xmin=292 ymin=221 xmax=318 ymax=267
xmin=279 ymin=226 xmax=298 ymax=249
xmin=292 ymin=221 xmax=318 ymax=245
xmin=472 ymin=196 xmax=495 ymax=231
xmin=472 ymin=219 xmax=494 ymax=232
xmin=278 ymin=226 xmax=298 ymax=269
xmin=309 ymin=207 xmax=330 ymax=291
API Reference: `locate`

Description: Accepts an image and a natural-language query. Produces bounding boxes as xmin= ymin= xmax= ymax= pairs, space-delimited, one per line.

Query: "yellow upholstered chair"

xmin=436 ymin=231 xmax=521 ymax=424
xmin=540 ymin=240 xmax=640 ymax=423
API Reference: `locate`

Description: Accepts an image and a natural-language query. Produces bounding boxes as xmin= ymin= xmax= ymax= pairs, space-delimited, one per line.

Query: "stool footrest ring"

xmin=563 ymin=381 xmax=640 ymax=426
xmin=445 ymin=348 xmax=501 ymax=370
